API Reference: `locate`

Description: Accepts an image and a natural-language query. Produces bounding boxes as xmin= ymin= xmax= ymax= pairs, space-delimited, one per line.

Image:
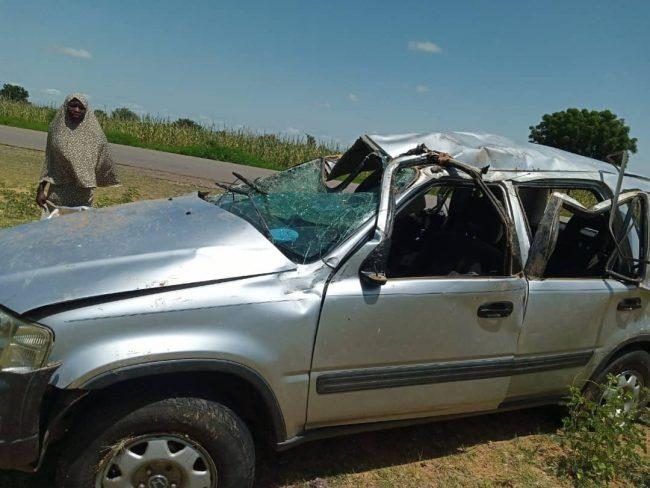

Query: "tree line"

xmin=0 ymin=83 xmax=201 ymax=127
xmin=0 ymin=82 xmax=639 ymax=165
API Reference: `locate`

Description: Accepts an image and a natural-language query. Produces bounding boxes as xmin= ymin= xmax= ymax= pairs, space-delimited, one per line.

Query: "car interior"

xmin=386 ymin=181 xmax=508 ymax=278
xmin=518 ymin=186 xmax=643 ymax=279
xmin=385 ymin=181 xmax=644 ymax=281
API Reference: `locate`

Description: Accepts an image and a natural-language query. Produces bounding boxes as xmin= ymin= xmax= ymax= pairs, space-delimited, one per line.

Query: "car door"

xmin=306 ymin=179 xmax=527 ymax=428
xmin=506 ymin=187 xmax=649 ymax=404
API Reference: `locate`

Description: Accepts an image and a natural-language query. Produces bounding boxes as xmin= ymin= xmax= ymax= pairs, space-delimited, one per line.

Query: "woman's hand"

xmin=35 ymin=182 xmax=48 ymax=209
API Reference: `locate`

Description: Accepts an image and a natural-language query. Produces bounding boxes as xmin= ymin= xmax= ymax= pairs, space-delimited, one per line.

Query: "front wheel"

xmin=57 ymin=396 xmax=255 ymax=488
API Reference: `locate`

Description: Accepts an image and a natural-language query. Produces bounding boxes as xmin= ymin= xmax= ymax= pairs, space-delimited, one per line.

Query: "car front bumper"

xmin=0 ymin=364 xmax=59 ymax=471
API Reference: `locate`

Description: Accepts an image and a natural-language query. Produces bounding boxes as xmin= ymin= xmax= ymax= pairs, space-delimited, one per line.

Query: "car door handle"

xmin=477 ymin=301 xmax=513 ymax=318
xmin=617 ymin=297 xmax=642 ymax=311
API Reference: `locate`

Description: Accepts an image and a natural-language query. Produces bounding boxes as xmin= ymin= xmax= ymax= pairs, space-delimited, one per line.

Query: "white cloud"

xmin=121 ymin=102 xmax=145 ymax=114
xmin=348 ymin=93 xmax=359 ymax=103
xmin=416 ymin=84 xmax=429 ymax=93
xmin=55 ymin=47 xmax=92 ymax=59
xmin=408 ymin=41 xmax=442 ymax=54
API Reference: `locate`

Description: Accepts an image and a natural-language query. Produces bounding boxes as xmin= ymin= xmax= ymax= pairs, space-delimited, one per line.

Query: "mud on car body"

xmin=0 ymin=131 xmax=649 ymax=488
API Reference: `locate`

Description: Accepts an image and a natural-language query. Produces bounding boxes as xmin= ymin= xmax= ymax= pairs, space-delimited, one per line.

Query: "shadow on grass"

xmin=0 ymin=406 xmax=564 ymax=488
xmin=254 ymin=406 xmax=565 ymax=487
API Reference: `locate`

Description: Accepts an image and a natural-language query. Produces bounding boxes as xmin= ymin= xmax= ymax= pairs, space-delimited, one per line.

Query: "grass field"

xmin=0 ymin=144 xmax=648 ymax=487
xmin=0 ymin=99 xmax=339 ymax=171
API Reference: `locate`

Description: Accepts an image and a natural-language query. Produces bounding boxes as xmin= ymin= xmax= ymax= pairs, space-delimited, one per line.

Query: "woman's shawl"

xmin=41 ymin=93 xmax=120 ymax=188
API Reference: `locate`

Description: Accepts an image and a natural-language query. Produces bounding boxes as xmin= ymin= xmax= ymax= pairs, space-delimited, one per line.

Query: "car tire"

xmin=585 ymin=349 xmax=650 ymax=414
xmin=56 ymin=396 xmax=255 ymax=488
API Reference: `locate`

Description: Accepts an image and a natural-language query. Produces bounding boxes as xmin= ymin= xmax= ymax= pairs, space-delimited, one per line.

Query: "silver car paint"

xmin=32 ymin=169 xmax=650 ymax=439
xmin=1 ymin=132 xmax=648 ymax=446
xmin=42 ymin=261 xmax=331 ymax=438
xmin=0 ymin=194 xmax=296 ymax=314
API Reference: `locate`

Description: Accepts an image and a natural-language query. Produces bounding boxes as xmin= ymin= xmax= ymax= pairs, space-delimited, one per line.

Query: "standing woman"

xmin=36 ymin=93 xmax=120 ymax=210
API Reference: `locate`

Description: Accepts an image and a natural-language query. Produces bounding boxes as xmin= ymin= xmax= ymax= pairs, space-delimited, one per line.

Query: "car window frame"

xmin=374 ymin=176 xmax=517 ymax=280
xmin=513 ymin=179 xmax=612 ymax=243
xmin=515 ymin=179 xmax=647 ymax=283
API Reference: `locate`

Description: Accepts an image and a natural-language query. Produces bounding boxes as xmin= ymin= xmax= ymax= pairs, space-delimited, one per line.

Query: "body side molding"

xmin=316 ymin=350 xmax=594 ymax=394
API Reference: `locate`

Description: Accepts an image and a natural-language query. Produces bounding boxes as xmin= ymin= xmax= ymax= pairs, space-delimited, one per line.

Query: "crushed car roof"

xmin=364 ymin=131 xmax=646 ymax=179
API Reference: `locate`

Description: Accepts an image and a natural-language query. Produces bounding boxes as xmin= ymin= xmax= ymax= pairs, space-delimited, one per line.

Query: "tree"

xmin=94 ymin=109 xmax=108 ymax=119
xmin=111 ymin=107 xmax=140 ymax=121
xmin=529 ymin=108 xmax=637 ymax=164
xmin=0 ymin=83 xmax=29 ymax=103
xmin=173 ymin=118 xmax=201 ymax=130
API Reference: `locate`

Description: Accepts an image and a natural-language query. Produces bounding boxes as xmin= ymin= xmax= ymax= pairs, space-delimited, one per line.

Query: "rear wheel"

xmin=57 ymin=396 xmax=255 ymax=488
xmin=585 ymin=350 xmax=650 ymax=415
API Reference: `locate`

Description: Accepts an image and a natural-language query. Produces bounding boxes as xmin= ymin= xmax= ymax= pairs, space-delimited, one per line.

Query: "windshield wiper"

xmin=214 ymin=178 xmax=273 ymax=241
xmin=214 ymin=181 xmax=248 ymax=195
xmin=232 ymin=171 xmax=268 ymax=195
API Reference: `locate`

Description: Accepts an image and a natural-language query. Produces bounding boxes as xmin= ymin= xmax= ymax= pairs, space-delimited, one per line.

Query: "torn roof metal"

xmin=362 ymin=131 xmax=646 ymax=179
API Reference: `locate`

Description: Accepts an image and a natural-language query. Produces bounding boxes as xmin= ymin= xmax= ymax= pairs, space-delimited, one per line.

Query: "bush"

xmin=557 ymin=375 xmax=648 ymax=486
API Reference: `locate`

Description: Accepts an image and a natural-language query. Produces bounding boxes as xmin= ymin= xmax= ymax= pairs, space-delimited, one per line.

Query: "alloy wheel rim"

xmin=603 ymin=369 xmax=644 ymax=414
xmin=96 ymin=434 xmax=217 ymax=488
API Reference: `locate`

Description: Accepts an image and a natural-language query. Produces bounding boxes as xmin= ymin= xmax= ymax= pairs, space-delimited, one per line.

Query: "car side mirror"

xmin=359 ymin=269 xmax=387 ymax=286
xmin=359 ymin=238 xmax=390 ymax=286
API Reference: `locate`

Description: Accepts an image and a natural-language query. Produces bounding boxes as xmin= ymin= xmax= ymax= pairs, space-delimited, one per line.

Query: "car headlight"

xmin=0 ymin=307 xmax=53 ymax=373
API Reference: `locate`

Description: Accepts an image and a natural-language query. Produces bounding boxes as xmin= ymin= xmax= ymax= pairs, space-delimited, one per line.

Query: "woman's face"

xmin=67 ymin=98 xmax=87 ymax=122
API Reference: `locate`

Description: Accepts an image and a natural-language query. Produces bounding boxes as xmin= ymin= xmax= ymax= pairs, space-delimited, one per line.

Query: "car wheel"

xmin=585 ymin=350 xmax=650 ymax=415
xmin=57 ymin=396 xmax=255 ymax=488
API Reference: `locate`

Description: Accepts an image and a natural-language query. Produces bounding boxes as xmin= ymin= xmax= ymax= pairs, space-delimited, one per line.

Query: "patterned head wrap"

xmin=41 ymin=93 xmax=120 ymax=188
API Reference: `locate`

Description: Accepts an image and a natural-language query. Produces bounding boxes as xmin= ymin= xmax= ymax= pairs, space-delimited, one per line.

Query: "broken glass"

xmin=216 ymin=191 xmax=378 ymax=263
xmin=208 ymin=158 xmax=417 ymax=263
xmin=253 ymin=159 xmax=328 ymax=194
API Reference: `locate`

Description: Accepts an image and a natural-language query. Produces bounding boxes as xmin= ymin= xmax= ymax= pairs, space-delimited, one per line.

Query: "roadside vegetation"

xmin=0 ymin=144 xmax=648 ymax=487
xmin=0 ymin=145 xmax=214 ymax=229
xmin=0 ymin=97 xmax=339 ymax=171
xmin=557 ymin=377 xmax=648 ymax=486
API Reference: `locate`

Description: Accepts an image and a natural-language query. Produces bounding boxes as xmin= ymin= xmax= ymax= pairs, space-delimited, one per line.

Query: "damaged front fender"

xmin=0 ymin=363 xmax=59 ymax=471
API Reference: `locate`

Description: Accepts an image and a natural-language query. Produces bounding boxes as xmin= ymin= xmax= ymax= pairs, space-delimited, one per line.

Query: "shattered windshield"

xmin=208 ymin=158 xmax=416 ymax=263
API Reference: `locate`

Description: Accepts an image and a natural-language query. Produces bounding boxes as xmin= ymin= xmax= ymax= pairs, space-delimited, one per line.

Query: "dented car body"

xmin=1 ymin=132 xmax=649 ymax=486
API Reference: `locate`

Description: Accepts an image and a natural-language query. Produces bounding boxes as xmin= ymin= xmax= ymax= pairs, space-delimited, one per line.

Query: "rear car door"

xmin=507 ymin=185 xmax=648 ymax=403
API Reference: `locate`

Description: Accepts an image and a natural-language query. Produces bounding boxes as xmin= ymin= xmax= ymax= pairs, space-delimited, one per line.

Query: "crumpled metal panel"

xmin=0 ymin=195 xmax=296 ymax=314
xmin=368 ymin=131 xmax=619 ymax=174
xmin=0 ymin=363 xmax=60 ymax=469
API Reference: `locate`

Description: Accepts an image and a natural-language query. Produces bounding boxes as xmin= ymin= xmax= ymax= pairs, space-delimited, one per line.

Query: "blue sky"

xmin=1 ymin=0 xmax=648 ymax=169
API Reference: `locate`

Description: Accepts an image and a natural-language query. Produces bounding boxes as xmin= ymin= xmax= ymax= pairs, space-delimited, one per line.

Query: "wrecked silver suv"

xmin=0 ymin=132 xmax=648 ymax=488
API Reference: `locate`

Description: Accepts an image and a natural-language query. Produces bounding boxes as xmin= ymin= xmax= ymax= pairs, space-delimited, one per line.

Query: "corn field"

xmin=0 ymin=99 xmax=340 ymax=170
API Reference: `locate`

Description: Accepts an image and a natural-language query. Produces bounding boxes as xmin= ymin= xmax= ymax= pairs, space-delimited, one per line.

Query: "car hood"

xmin=0 ymin=194 xmax=296 ymax=315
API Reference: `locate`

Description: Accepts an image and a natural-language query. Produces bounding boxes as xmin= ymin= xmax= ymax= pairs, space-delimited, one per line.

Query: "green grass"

xmin=0 ymin=99 xmax=340 ymax=171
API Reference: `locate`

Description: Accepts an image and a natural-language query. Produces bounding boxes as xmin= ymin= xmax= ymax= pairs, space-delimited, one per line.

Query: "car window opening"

xmin=386 ymin=181 xmax=509 ymax=278
xmin=519 ymin=186 xmax=645 ymax=280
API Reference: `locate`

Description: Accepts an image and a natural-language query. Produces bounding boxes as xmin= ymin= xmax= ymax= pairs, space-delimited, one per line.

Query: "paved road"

xmin=0 ymin=125 xmax=275 ymax=184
